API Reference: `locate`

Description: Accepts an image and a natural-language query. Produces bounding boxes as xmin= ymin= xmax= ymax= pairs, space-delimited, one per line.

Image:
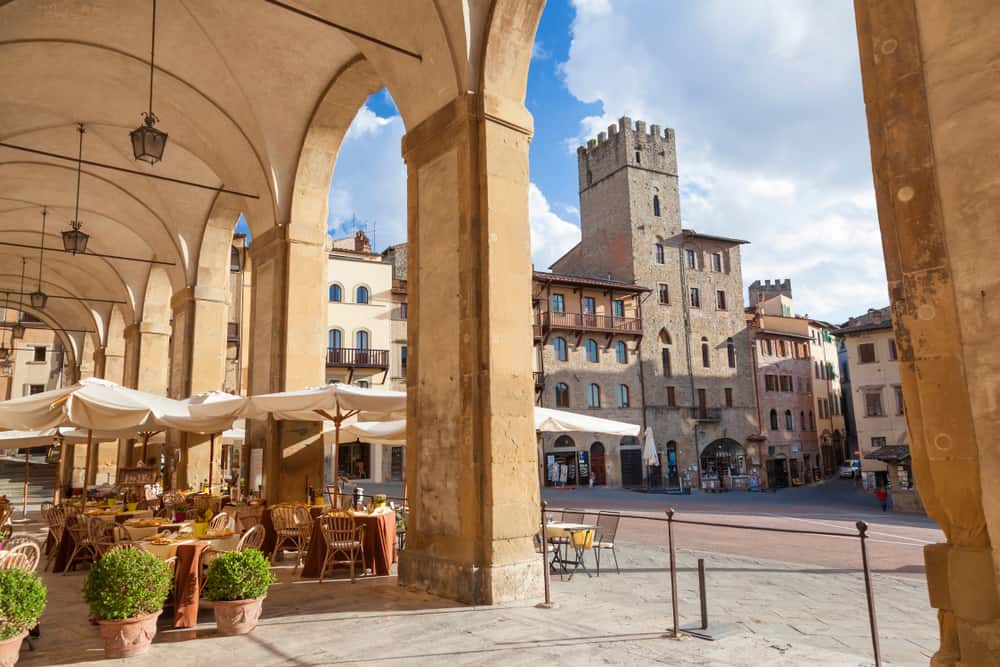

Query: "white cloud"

xmin=529 ymin=183 xmax=581 ymax=269
xmin=559 ymin=0 xmax=883 ymax=323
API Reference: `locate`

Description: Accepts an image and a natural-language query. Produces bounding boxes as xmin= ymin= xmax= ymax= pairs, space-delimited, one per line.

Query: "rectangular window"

xmin=894 ymin=385 xmax=905 ymax=415
xmin=765 ymin=374 xmax=777 ymax=392
xmin=617 ymin=384 xmax=630 ymax=408
xmin=581 ymin=296 xmax=595 ymax=314
xmin=401 ymin=346 xmax=408 ymax=373
xmin=888 ymin=339 xmax=897 ymax=361
xmin=32 ymin=346 xmax=46 ymax=363
xmin=658 ymin=283 xmax=669 ymax=305
xmin=778 ymin=340 xmax=786 ymax=357
xmin=28 ymin=384 xmax=45 ymax=395
xmin=871 ymin=436 xmax=887 ymax=450
xmin=864 ymin=389 xmax=884 ymax=417
xmin=689 ymin=287 xmax=700 ymax=308
xmin=711 ymin=253 xmax=722 ymax=272
xmin=551 ymin=294 xmax=565 ymax=313
xmin=779 ymin=375 xmax=792 ymax=392
xmin=858 ymin=342 xmax=877 ymax=364
xmin=661 ymin=348 xmax=671 ymax=377
xmin=685 ymin=249 xmax=696 ymax=269
xmin=399 ymin=302 xmax=408 ymax=320
xmin=724 ymin=387 xmax=733 ymax=408
xmin=655 ymin=243 xmax=665 ymax=264
xmin=697 ymin=388 xmax=708 ymax=417
xmin=612 ymin=299 xmax=625 ymax=318
xmin=666 ymin=386 xmax=676 ymax=407
xmin=715 ymin=290 xmax=726 ymax=310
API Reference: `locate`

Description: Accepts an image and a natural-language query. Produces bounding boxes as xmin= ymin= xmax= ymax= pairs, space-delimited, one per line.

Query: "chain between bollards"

xmin=538 ymin=500 xmax=555 ymax=608
xmin=857 ymin=521 xmax=882 ymax=667
xmin=666 ymin=507 xmax=680 ymax=638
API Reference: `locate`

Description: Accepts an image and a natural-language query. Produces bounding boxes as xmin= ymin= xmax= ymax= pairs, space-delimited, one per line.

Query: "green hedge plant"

xmin=83 ymin=548 xmax=172 ymax=620
xmin=203 ymin=550 xmax=275 ymax=602
xmin=0 ymin=569 xmax=47 ymax=640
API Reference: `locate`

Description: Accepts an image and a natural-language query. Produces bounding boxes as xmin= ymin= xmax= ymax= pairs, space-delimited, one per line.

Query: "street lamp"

xmin=62 ymin=125 xmax=90 ymax=255
xmin=130 ymin=0 xmax=167 ymax=164
xmin=12 ymin=258 xmax=27 ymax=339
xmin=31 ymin=209 xmax=48 ymax=310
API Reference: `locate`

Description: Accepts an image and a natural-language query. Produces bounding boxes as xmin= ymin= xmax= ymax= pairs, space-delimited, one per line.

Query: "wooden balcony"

xmin=326 ymin=347 xmax=389 ymax=369
xmin=538 ymin=310 xmax=643 ymax=336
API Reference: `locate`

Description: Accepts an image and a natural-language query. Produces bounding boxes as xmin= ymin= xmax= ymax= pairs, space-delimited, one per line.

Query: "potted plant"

xmin=173 ymin=503 xmax=189 ymax=522
xmin=203 ymin=549 xmax=275 ymax=635
xmin=0 ymin=569 xmax=46 ymax=666
xmin=83 ymin=548 xmax=172 ymax=658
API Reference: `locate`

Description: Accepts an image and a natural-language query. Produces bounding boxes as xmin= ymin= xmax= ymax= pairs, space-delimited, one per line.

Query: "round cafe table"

xmin=300 ymin=511 xmax=397 ymax=578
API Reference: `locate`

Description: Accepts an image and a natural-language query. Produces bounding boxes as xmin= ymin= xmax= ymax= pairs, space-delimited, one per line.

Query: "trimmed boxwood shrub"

xmin=203 ymin=550 xmax=275 ymax=602
xmin=83 ymin=548 xmax=172 ymax=620
xmin=0 ymin=569 xmax=47 ymax=640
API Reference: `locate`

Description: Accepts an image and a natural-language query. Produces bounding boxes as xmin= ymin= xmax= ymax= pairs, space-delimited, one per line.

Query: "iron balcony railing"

xmin=325 ymin=347 xmax=389 ymax=369
xmin=538 ymin=310 xmax=643 ymax=335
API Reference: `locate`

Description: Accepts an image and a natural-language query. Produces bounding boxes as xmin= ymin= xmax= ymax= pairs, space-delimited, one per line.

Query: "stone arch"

xmin=479 ymin=0 xmax=547 ymax=104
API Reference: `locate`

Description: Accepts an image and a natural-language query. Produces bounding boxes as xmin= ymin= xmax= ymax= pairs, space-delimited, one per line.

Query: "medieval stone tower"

xmin=553 ymin=117 xmax=758 ymax=489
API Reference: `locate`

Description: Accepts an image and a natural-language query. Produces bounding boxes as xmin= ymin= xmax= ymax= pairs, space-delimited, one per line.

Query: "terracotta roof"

xmin=532 ymin=271 xmax=648 ymax=292
xmin=756 ymin=328 xmax=812 ymax=341
xmin=834 ymin=320 xmax=893 ymax=336
xmin=681 ymin=229 xmax=750 ymax=245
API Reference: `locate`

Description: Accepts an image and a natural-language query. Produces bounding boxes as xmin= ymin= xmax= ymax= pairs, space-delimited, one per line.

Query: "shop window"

xmin=337 ymin=442 xmax=371 ymax=480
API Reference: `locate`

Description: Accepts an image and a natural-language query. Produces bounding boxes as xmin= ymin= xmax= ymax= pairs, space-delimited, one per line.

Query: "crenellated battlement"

xmin=577 ymin=117 xmax=677 ymax=191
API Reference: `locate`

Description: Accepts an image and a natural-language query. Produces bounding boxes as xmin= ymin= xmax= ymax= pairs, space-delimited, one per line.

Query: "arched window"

xmin=701 ymin=337 xmax=710 ymax=368
xmin=653 ymin=194 xmax=661 ymax=217
xmin=769 ymin=409 xmax=778 ymax=431
xmin=727 ymin=337 xmax=736 ymax=368
xmin=785 ymin=410 xmax=794 ymax=430
xmin=615 ymin=341 xmax=627 ymax=364
xmin=554 ymin=435 xmax=575 ymax=448
xmin=800 ymin=411 xmax=806 ymax=431
xmin=553 ymin=337 xmax=567 ymax=362
xmin=588 ymin=383 xmax=601 ymax=408
xmin=555 ymin=383 xmax=570 ymax=407
xmin=328 ymin=284 xmax=342 ymax=302
xmin=617 ymin=384 xmax=630 ymax=408
xmin=328 ymin=329 xmax=342 ymax=349
xmin=355 ymin=286 xmax=369 ymax=304
xmin=355 ymin=330 xmax=369 ymax=350
xmin=585 ymin=339 xmax=599 ymax=363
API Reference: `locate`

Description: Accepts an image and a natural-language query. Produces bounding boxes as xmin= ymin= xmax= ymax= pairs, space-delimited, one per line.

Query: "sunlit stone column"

xmin=397 ymin=93 xmax=543 ymax=604
xmin=855 ymin=1 xmax=1000 ymax=663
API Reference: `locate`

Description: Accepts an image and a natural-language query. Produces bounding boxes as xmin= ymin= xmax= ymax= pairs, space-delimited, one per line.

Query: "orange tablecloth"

xmin=300 ymin=512 xmax=396 ymax=578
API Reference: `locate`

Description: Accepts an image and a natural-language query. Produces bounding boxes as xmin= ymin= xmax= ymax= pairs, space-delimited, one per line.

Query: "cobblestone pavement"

xmin=20 ymin=536 xmax=936 ymax=666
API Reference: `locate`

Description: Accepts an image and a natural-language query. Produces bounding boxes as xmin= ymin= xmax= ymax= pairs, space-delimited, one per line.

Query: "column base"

xmin=398 ymin=550 xmax=543 ymax=605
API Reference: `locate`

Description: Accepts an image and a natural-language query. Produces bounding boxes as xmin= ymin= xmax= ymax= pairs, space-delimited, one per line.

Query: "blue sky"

xmin=321 ymin=0 xmax=887 ymax=324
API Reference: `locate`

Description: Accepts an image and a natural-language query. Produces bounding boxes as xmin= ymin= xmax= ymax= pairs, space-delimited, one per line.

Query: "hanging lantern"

xmin=61 ymin=220 xmax=90 ymax=255
xmin=11 ymin=323 xmax=25 ymax=340
xmin=131 ymin=0 xmax=167 ymax=164
xmin=30 ymin=290 xmax=47 ymax=310
xmin=33 ymin=210 xmax=48 ymax=310
xmin=0 ymin=346 xmax=8 ymax=361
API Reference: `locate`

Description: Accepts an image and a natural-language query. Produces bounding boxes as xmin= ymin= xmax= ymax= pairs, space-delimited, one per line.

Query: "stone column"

xmin=397 ymin=93 xmax=542 ymax=604
xmin=92 ymin=346 xmax=106 ymax=379
xmin=247 ymin=225 xmax=326 ymax=502
xmin=168 ymin=287 xmax=228 ymax=489
xmin=855 ymin=1 xmax=1000 ymax=663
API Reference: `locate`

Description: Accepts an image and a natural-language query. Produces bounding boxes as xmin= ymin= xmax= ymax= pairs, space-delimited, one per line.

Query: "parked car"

xmin=838 ymin=460 xmax=860 ymax=478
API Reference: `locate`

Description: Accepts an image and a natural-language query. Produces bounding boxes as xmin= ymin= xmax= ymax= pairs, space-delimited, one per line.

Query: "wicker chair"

xmin=593 ymin=511 xmax=621 ymax=576
xmin=90 ymin=518 xmax=128 ymax=557
xmin=62 ymin=515 xmax=98 ymax=574
xmin=4 ymin=537 xmax=42 ymax=572
xmin=0 ymin=501 xmax=12 ymax=541
xmin=42 ymin=506 xmax=66 ymax=572
xmin=237 ymin=513 xmax=260 ymax=532
xmin=236 ymin=524 xmax=265 ymax=552
xmin=316 ymin=514 xmax=365 ymax=583
xmin=40 ymin=501 xmax=55 ymax=513
xmin=269 ymin=506 xmax=309 ymax=572
xmin=208 ymin=511 xmax=231 ymax=533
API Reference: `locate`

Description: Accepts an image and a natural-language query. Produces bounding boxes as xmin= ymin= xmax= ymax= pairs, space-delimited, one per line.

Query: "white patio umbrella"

xmin=642 ymin=426 xmax=660 ymax=488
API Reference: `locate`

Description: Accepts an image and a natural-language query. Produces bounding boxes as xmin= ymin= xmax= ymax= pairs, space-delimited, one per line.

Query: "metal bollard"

xmin=698 ymin=558 xmax=708 ymax=630
xmin=538 ymin=500 xmax=555 ymax=608
xmin=666 ymin=507 xmax=680 ymax=638
xmin=857 ymin=521 xmax=882 ymax=667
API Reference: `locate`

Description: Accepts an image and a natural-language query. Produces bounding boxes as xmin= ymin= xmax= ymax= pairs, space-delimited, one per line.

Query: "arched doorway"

xmin=700 ymin=438 xmax=748 ymax=490
xmin=590 ymin=442 xmax=606 ymax=486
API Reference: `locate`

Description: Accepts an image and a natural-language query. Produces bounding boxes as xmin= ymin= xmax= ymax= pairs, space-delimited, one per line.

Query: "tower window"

xmin=653 ymin=195 xmax=661 ymax=217
xmin=635 ymin=151 xmax=641 ymax=164
xmin=655 ymin=243 xmax=664 ymax=264
xmin=727 ymin=337 xmax=736 ymax=368
xmin=701 ymin=337 xmax=710 ymax=368
xmin=690 ymin=287 xmax=701 ymax=308
xmin=658 ymin=283 xmax=669 ymax=304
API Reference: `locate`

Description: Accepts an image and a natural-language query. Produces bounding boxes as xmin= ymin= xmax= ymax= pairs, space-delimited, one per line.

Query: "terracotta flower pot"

xmin=0 ymin=631 xmax=26 ymax=667
xmin=213 ymin=596 xmax=265 ymax=636
xmin=97 ymin=610 xmax=161 ymax=658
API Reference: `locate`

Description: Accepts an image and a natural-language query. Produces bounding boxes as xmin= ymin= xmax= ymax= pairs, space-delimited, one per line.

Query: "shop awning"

xmin=865 ymin=445 xmax=911 ymax=463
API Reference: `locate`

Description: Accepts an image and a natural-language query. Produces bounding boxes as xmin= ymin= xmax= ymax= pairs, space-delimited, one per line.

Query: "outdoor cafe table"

xmin=300 ymin=511 xmax=397 ymax=578
xmin=546 ymin=522 xmax=595 ymax=580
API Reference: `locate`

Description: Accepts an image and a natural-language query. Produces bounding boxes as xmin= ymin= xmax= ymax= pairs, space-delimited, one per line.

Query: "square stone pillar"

xmin=855 ymin=1 xmax=1000 ymax=662
xmin=246 ymin=225 xmax=326 ymax=503
xmin=397 ymin=93 xmax=543 ymax=605
xmin=168 ymin=287 xmax=228 ymax=490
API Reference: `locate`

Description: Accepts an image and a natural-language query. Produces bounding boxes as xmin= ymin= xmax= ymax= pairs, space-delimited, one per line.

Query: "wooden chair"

xmin=269 ymin=506 xmax=308 ymax=572
xmin=316 ymin=514 xmax=365 ymax=583
xmin=208 ymin=511 xmax=231 ymax=533
xmin=593 ymin=512 xmax=621 ymax=576
xmin=42 ymin=506 xmax=66 ymax=572
xmin=5 ymin=537 xmax=42 ymax=572
xmin=62 ymin=515 xmax=98 ymax=574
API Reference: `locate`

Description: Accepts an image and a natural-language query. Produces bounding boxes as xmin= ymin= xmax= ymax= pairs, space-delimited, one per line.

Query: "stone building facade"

xmin=551 ymin=118 xmax=759 ymax=491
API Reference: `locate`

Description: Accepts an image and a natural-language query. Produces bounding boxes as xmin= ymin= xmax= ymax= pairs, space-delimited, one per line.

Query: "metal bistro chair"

xmin=593 ymin=511 xmax=621 ymax=576
xmin=317 ymin=514 xmax=365 ymax=583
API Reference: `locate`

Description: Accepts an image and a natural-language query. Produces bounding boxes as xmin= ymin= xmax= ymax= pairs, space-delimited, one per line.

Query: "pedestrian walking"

xmin=875 ymin=486 xmax=888 ymax=512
